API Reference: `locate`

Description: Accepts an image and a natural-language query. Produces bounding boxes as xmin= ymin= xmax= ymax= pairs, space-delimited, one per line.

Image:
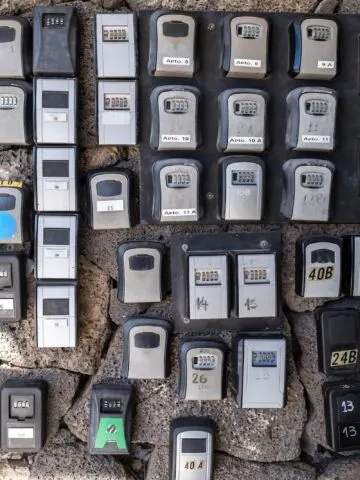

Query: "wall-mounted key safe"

xmin=0 ymin=380 xmax=48 ymax=453
xmin=87 ymin=168 xmax=133 ymax=229
xmin=148 ymin=12 xmax=196 ymax=77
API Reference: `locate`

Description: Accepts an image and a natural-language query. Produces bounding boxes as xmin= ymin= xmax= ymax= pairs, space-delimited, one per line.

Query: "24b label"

xmin=331 ymin=349 xmax=358 ymax=367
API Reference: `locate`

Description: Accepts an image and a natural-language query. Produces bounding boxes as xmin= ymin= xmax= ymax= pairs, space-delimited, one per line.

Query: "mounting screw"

xmin=183 ymin=317 xmax=190 ymax=324
xmin=208 ymin=23 xmax=216 ymax=31
xmin=206 ymin=192 xmax=215 ymax=200
xmin=182 ymin=244 xmax=189 ymax=252
xmin=260 ymin=240 xmax=269 ymax=249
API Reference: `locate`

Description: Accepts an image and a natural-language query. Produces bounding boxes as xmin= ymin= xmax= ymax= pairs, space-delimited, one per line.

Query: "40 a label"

xmin=182 ymin=460 xmax=205 ymax=470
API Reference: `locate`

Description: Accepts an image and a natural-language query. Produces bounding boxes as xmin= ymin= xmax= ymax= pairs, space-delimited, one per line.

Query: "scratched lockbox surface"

xmin=138 ymin=12 xmax=360 ymax=225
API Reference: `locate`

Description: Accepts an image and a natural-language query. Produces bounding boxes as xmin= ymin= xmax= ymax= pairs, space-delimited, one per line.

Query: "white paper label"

xmin=0 ymin=298 xmax=14 ymax=310
xmin=8 ymin=428 xmax=34 ymax=439
xmin=163 ymin=56 xmax=190 ymax=66
xmin=302 ymin=135 xmax=331 ymax=144
xmin=45 ymin=181 xmax=68 ymax=190
xmin=229 ymin=136 xmax=263 ymax=145
xmin=44 ymin=112 xmax=68 ymax=122
xmin=44 ymin=248 xmax=69 ymax=258
xmin=234 ymin=58 xmax=262 ymax=68
xmin=162 ymin=208 xmax=197 ymax=217
xmin=96 ymin=199 xmax=124 ymax=212
xmin=317 ymin=60 xmax=335 ymax=69
xmin=161 ymin=134 xmax=191 ymax=143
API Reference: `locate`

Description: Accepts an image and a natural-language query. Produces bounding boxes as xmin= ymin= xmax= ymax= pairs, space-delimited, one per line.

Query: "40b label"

xmin=307 ymin=266 xmax=334 ymax=281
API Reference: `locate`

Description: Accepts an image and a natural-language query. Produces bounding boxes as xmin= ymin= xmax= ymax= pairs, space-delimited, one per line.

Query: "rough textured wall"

xmin=0 ymin=0 xmax=359 ymax=479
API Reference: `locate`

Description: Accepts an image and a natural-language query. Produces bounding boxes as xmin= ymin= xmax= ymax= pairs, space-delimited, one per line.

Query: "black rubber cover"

xmin=342 ymin=235 xmax=356 ymax=296
xmin=33 ymin=6 xmax=78 ymax=77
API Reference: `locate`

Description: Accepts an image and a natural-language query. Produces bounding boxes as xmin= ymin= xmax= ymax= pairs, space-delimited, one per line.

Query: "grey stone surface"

xmin=80 ymin=147 xmax=126 ymax=174
xmin=182 ymin=0 xmax=318 ymax=10
xmin=318 ymin=456 xmax=360 ymax=480
xmin=0 ymin=460 xmax=30 ymax=480
xmin=340 ymin=0 xmax=360 ymax=12
xmin=108 ymin=287 xmax=172 ymax=325
xmin=315 ymin=0 xmax=339 ymax=12
xmin=30 ymin=429 xmax=131 ymax=480
xmin=0 ymin=257 xmax=112 ymax=375
xmin=0 ymin=149 xmax=32 ymax=183
xmin=0 ymin=365 xmax=79 ymax=442
xmin=287 ymin=308 xmax=328 ymax=460
xmin=66 ymin=311 xmax=306 ymax=463
xmin=0 ymin=0 xmax=86 ymax=15
xmin=127 ymin=0 xmax=182 ymax=9
xmin=147 ymin=447 xmax=316 ymax=480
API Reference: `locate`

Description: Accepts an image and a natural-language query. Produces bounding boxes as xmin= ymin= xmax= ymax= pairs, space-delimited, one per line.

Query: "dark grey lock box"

xmin=0 ymin=379 xmax=48 ymax=453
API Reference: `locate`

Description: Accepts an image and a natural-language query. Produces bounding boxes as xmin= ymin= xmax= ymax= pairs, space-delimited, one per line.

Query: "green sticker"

xmin=94 ymin=418 xmax=126 ymax=450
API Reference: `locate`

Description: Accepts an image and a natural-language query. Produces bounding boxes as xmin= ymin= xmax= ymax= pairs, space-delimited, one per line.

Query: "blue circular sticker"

xmin=0 ymin=213 xmax=16 ymax=241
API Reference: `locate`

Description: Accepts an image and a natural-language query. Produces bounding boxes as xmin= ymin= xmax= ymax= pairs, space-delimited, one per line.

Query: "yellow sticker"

xmin=307 ymin=266 xmax=334 ymax=281
xmin=0 ymin=181 xmax=23 ymax=188
xmin=331 ymin=349 xmax=358 ymax=367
